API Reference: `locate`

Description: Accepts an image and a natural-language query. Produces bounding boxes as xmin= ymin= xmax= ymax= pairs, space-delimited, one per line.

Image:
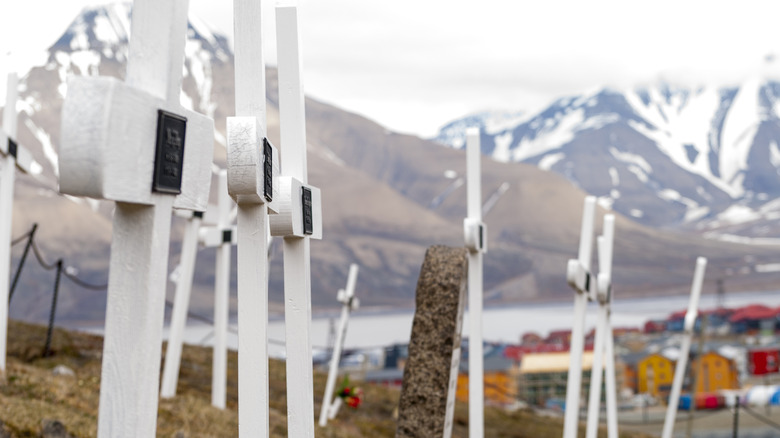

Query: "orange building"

xmin=456 ymin=355 xmax=519 ymax=406
xmin=693 ymin=352 xmax=738 ymax=393
xmin=637 ymin=353 xmax=675 ymax=397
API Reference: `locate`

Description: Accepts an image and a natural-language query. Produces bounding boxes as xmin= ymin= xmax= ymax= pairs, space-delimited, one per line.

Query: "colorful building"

xmin=693 ymin=351 xmax=738 ymax=393
xmin=518 ymin=351 xmax=594 ymax=407
xmin=637 ymin=353 xmax=675 ymax=397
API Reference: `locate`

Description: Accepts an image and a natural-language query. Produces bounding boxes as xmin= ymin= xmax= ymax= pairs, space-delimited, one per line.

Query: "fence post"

xmin=9 ymin=223 xmax=37 ymax=304
xmin=42 ymin=259 xmax=63 ymax=357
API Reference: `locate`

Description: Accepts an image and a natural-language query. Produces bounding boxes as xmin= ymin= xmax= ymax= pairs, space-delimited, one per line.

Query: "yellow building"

xmin=693 ymin=352 xmax=738 ymax=393
xmin=456 ymin=355 xmax=519 ymax=406
xmin=637 ymin=353 xmax=675 ymax=397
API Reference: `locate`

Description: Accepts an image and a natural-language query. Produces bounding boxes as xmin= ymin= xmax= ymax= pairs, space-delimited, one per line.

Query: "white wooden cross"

xmin=319 ymin=263 xmax=360 ymax=426
xmin=662 ymin=257 xmax=707 ymax=438
xmin=464 ymin=127 xmax=487 ymax=438
xmin=585 ymin=214 xmax=617 ymax=438
xmin=270 ymin=4 xmax=324 ymax=436
xmin=0 ymin=72 xmax=37 ymax=373
xmin=198 ymin=170 xmax=236 ymax=409
xmin=57 ymin=0 xmax=214 ymax=435
xmin=160 ymin=207 xmax=208 ymax=400
xmin=160 ymin=170 xmax=236 ymax=409
xmin=227 ymin=0 xmax=280 ymax=435
xmin=563 ymin=195 xmax=597 ymax=438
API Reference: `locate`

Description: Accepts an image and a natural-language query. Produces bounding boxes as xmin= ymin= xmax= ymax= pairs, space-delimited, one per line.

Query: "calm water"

xmin=152 ymin=289 xmax=780 ymax=357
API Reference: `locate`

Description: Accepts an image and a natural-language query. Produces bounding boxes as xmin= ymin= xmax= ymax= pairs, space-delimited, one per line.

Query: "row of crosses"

xmin=37 ymin=0 xmax=325 ymax=435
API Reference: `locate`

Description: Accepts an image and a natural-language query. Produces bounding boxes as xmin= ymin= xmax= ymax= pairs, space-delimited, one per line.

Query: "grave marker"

xmin=160 ymin=170 xmax=236 ymax=409
xmin=0 ymin=72 xmax=37 ymax=373
xmin=464 ymin=127 xmax=487 ymax=438
xmin=58 ymin=0 xmax=214 ymax=434
xmin=228 ymin=0 xmax=279 ymax=435
xmin=269 ymin=5 xmax=323 ymax=436
xmin=585 ymin=214 xmax=617 ymax=438
xmin=662 ymin=257 xmax=707 ymax=438
xmin=319 ymin=263 xmax=360 ymax=426
xmin=563 ymin=195 xmax=597 ymax=438
xmin=160 ymin=207 xmax=206 ymax=399
xmin=396 ymin=246 xmax=468 ymax=438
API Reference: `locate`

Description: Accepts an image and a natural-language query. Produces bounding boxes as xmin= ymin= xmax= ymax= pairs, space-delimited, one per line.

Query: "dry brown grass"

xmin=0 ymin=320 xmax=653 ymax=437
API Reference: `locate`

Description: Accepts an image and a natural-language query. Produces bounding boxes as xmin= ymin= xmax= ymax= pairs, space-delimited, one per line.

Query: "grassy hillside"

xmin=0 ymin=320 xmax=650 ymax=437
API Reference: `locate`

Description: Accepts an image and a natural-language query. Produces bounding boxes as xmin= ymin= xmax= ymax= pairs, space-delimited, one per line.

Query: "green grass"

xmin=0 ymin=320 xmax=652 ymax=437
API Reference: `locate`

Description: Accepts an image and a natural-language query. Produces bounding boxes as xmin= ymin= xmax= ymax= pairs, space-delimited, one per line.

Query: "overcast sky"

xmin=2 ymin=1 xmax=780 ymax=137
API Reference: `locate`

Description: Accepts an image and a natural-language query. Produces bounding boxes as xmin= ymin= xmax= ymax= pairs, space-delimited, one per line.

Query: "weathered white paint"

xmin=586 ymin=215 xmax=615 ymax=438
xmin=274 ymin=5 xmax=322 ymax=436
xmin=662 ymin=257 xmax=707 ymax=438
xmin=563 ymin=195 xmax=597 ymax=438
xmin=210 ymin=170 xmax=232 ymax=409
xmin=57 ymin=0 xmax=214 ymax=435
xmin=0 ymin=73 xmax=19 ymax=374
xmin=465 ymin=127 xmax=486 ymax=438
xmin=319 ymin=264 xmax=360 ymax=427
xmin=228 ymin=0 xmax=275 ymax=435
xmin=160 ymin=211 xmax=203 ymax=398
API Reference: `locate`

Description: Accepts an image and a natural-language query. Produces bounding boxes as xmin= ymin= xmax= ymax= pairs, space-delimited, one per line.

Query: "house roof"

xmin=729 ymin=304 xmax=779 ymax=323
xmin=520 ymin=351 xmax=595 ymax=374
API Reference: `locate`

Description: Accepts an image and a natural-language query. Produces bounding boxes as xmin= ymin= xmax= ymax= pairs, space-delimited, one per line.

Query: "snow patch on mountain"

xmin=538 ymin=152 xmax=565 ymax=171
xmin=512 ymin=109 xmax=584 ymax=161
xmin=720 ymin=76 xmax=762 ymax=190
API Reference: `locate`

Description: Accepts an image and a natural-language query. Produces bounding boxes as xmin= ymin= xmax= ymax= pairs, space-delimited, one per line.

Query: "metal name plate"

xmin=152 ymin=110 xmax=187 ymax=194
xmin=263 ymin=138 xmax=273 ymax=202
xmin=8 ymin=138 xmax=17 ymax=159
xmin=302 ymin=186 xmax=313 ymax=235
xmin=193 ymin=211 xmax=204 ymax=219
xmin=478 ymin=224 xmax=484 ymax=250
xmin=222 ymin=229 xmax=233 ymax=244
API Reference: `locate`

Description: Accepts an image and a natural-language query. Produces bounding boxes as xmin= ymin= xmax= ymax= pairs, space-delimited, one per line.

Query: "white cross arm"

xmin=596 ymin=214 xmax=615 ymax=304
xmin=567 ymin=259 xmax=593 ymax=293
xmin=226 ymin=116 xmax=280 ymax=210
xmin=173 ymin=204 xmax=219 ymax=226
xmin=336 ymin=289 xmax=360 ymax=310
xmin=269 ymin=176 xmax=322 ymax=239
xmin=463 ymin=218 xmax=487 ymax=253
xmin=199 ymin=225 xmax=238 ymax=247
xmin=0 ymin=134 xmax=36 ymax=174
xmin=59 ymin=76 xmax=213 ymax=211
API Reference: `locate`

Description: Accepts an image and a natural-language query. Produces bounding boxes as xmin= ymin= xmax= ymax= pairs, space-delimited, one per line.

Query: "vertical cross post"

xmin=58 ymin=0 xmax=214 ymax=434
xmin=271 ymin=4 xmax=323 ymax=436
xmin=0 ymin=72 xmax=36 ymax=373
xmin=662 ymin=257 xmax=707 ymax=438
xmin=319 ymin=263 xmax=360 ymax=426
xmin=228 ymin=0 xmax=280 ymax=435
xmin=161 ymin=208 xmax=204 ymax=399
xmin=563 ymin=195 xmax=597 ymax=438
xmin=464 ymin=127 xmax=487 ymax=438
xmin=585 ymin=214 xmax=615 ymax=438
xmin=208 ymin=170 xmax=234 ymax=409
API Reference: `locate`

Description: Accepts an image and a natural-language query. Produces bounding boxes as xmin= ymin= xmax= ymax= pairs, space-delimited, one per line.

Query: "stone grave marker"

xmin=57 ymin=0 xmax=214 ymax=434
xmin=396 ymin=245 xmax=468 ymax=438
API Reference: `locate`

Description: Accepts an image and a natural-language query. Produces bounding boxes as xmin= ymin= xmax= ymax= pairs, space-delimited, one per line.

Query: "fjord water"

xmin=152 ymin=290 xmax=780 ymax=356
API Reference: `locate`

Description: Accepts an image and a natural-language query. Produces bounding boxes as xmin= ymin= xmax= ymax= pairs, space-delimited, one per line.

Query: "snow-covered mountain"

xmin=434 ymin=75 xmax=780 ymax=235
